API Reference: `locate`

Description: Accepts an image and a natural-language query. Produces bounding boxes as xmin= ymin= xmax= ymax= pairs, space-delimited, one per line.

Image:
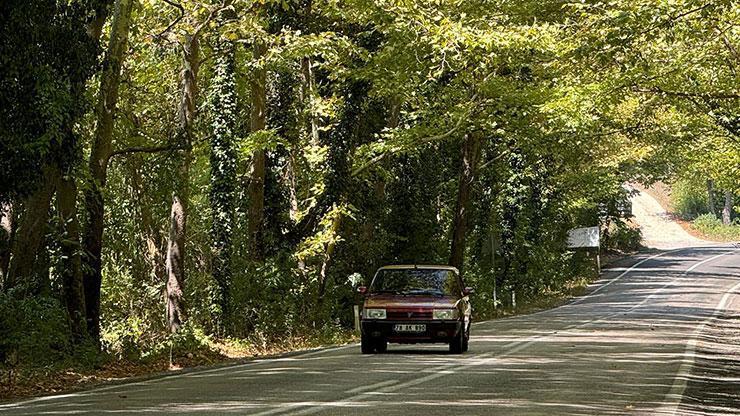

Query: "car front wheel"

xmin=375 ymin=339 xmax=387 ymax=353
xmin=449 ymin=329 xmax=464 ymax=354
xmin=361 ymin=335 xmax=375 ymax=354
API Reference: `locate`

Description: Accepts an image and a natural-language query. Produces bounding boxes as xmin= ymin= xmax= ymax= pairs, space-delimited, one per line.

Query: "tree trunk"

xmin=166 ymin=191 xmax=188 ymax=333
xmin=707 ymin=179 xmax=716 ymax=215
xmin=318 ymin=209 xmax=343 ymax=302
xmin=55 ymin=174 xmax=87 ymax=342
xmin=448 ymin=133 xmax=482 ymax=275
xmin=6 ymin=166 xmax=57 ymax=292
xmin=722 ymin=191 xmax=733 ymax=225
xmin=0 ymin=201 xmax=14 ymax=290
xmin=82 ymin=0 xmax=133 ymax=343
xmin=128 ymin=158 xmax=165 ymax=285
xmin=248 ymin=41 xmax=267 ymax=261
xmin=210 ymin=19 xmax=238 ymax=330
xmin=299 ymin=57 xmax=320 ymax=145
xmin=87 ymin=0 xmax=114 ymax=41
xmin=165 ymin=34 xmax=200 ymax=333
xmin=377 ymin=96 xmax=401 ymax=200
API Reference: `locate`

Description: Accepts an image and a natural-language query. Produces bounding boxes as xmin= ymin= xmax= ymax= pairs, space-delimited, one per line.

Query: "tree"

xmin=449 ymin=133 xmax=482 ymax=275
xmin=722 ymin=191 xmax=734 ymax=225
xmin=247 ymin=40 xmax=268 ymax=261
xmin=1 ymin=0 xmax=111 ymax=294
xmin=84 ymin=0 xmax=134 ymax=343
xmin=209 ymin=8 xmax=238 ymax=330
xmin=164 ymin=32 xmax=199 ymax=333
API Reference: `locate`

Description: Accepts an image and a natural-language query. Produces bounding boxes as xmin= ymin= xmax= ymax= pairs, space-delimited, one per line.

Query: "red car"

xmin=358 ymin=265 xmax=473 ymax=354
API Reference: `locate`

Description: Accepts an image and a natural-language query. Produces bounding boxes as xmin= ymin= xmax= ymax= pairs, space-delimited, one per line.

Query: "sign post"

xmin=353 ymin=305 xmax=360 ymax=333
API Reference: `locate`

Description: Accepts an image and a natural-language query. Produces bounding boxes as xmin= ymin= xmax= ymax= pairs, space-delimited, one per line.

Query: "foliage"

xmin=1 ymin=0 xmax=738 ymax=382
xmin=0 ymin=0 xmax=101 ymax=203
xmin=671 ymin=178 xmax=710 ymax=220
xmin=692 ymin=214 xmax=740 ymax=242
xmin=0 ymin=294 xmax=71 ymax=368
xmin=603 ymin=221 xmax=643 ymax=253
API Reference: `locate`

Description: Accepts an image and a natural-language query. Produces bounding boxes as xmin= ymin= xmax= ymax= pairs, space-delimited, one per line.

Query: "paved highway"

xmin=2 ymin=245 xmax=739 ymax=415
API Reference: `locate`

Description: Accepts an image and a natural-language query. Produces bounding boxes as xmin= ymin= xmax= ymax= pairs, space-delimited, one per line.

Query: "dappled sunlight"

xmin=2 ymin=247 xmax=738 ymax=415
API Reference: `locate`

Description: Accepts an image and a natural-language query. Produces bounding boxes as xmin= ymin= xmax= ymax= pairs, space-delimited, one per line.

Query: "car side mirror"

xmin=463 ymin=287 xmax=474 ymax=296
xmin=357 ymin=286 xmax=367 ymax=295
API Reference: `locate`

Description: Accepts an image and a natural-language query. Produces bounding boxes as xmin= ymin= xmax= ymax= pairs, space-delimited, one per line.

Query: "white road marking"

xmin=282 ymin=247 xmax=740 ymax=415
xmin=0 ymin=344 xmax=360 ymax=410
xmin=3 ymin=245 xmax=737 ymax=415
xmin=345 ymin=379 xmax=399 ymax=393
xmin=659 ymin=249 xmax=740 ymax=415
xmin=572 ymin=249 xmax=683 ymax=302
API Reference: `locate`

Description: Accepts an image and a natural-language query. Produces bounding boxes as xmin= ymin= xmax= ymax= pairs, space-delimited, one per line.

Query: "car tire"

xmin=449 ymin=330 xmax=464 ymax=354
xmin=375 ymin=339 xmax=388 ymax=353
xmin=361 ymin=335 xmax=375 ymax=354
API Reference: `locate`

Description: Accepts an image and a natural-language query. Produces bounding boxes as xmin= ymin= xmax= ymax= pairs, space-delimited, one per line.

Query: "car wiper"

xmin=370 ymin=289 xmax=400 ymax=295
xmin=403 ymin=289 xmax=445 ymax=296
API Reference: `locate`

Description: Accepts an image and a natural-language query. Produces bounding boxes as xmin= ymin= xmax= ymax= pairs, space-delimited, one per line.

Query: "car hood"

xmin=364 ymin=294 xmax=459 ymax=309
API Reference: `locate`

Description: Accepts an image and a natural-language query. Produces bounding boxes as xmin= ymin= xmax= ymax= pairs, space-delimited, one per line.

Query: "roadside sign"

xmin=567 ymin=226 xmax=600 ymax=248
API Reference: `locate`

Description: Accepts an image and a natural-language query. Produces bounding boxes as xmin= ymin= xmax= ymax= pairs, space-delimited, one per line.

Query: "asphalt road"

xmin=2 ymin=245 xmax=739 ymax=415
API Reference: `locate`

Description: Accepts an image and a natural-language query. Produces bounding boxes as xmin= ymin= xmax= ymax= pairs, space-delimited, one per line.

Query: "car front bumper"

xmin=361 ymin=319 xmax=462 ymax=344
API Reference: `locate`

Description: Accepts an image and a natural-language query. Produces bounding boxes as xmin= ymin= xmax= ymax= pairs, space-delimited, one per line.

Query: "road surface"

xmin=627 ymin=184 xmax=708 ymax=250
xmin=2 ymin=246 xmax=739 ymax=415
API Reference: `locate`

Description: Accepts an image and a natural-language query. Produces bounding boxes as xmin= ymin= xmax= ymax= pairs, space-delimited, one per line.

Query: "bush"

xmin=693 ymin=213 xmax=740 ymax=241
xmin=0 ymin=294 xmax=71 ymax=369
xmin=672 ymin=178 xmax=708 ymax=220
xmin=602 ymin=220 xmax=642 ymax=252
xmin=693 ymin=213 xmax=723 ymax=229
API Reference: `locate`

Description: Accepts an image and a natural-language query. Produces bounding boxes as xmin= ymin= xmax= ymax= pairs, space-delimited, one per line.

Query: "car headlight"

xmin=363 ymin=308 xmax=386 ymax=319
xmin=433 ymin=309 xmax=459 ymax=320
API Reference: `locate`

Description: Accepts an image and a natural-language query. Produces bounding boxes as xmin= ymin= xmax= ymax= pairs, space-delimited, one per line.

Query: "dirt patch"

xmin=635 ymin=183 xmax=737 ymax=243
xmin=628 ymin=183 xmax=709 ymax=249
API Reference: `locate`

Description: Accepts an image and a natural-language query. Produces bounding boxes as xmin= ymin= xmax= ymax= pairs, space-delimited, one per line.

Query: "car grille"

xmin=387 ymin=309 xmax=433 ymax=320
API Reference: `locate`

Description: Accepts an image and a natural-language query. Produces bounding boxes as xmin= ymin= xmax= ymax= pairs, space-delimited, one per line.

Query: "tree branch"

xmin=350 ymin=97 xmax=477 ymax=177
xmin=109 ymin=144 xmax=181 ymax=159
xmin=633 ymin=87 xmax=740 ymax=100
xmin=156 ymin=0 xmax=185 ymax=38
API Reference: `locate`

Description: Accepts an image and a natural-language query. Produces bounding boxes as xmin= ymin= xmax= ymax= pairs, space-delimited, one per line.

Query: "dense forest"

xmin=1 ymin=0 xmax=738 ymax=375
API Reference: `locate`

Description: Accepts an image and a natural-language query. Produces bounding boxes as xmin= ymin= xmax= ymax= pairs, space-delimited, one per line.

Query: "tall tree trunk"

xmin=722 ymin=191 xmax=733 ymax=225
xmin=87 ymin=0 xmax=114 ymax=41
xmin=83 ymin=0 xmax=133 ymax=343
xmin=318 ymin=209 xmax=343 ymax=303
xmin=0 ymin=201 xmax=14 ymax=290
xmin=128 ymin=158 xmax=165 ymax=284
xmin=449 ymin=133 xmax=482 ymax=275
xmin=210 ymin=20 xmax=238 ymax=331
xmin=6 ymin=166 xmax=57 ymax=292
xmin=299 ymin=57 xmax=320 ymax=145
xmin=248 ymin=42 xmax=267 ymax=261
xmin=165 ymin=34 xmax=200 ymax=333
xmin=377 ymin=96 xmax=400 ymax=200
xmin=707 ymin=179 xmax=716 ymax=215
xmin=56 ymin=174 xmax=87 ymax=342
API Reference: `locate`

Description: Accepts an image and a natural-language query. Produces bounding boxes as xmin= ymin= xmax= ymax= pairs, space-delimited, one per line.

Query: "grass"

xmin=691 ymin=214 xmax=740 ymax=242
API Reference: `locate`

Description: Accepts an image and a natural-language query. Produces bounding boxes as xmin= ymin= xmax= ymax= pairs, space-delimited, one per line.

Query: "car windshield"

xmin=370 ymin=269 xmax=460 ymax=296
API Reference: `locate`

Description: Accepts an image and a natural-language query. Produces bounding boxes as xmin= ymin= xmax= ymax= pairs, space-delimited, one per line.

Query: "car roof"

xmin=377 ymin=264 xmax=459 ymax=273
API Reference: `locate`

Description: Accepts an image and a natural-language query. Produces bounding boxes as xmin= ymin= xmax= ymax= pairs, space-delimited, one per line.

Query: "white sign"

xmin=567 ymin=226 xmax=600 ymax=248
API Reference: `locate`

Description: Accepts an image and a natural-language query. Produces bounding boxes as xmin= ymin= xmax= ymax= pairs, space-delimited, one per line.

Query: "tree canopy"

xmin=0 ymin=0 xmax=737 ymax=368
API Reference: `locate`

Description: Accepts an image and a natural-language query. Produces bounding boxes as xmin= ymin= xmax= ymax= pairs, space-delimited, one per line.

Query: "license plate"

xmin=394 ymin=324 xmax=426 ymax=333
